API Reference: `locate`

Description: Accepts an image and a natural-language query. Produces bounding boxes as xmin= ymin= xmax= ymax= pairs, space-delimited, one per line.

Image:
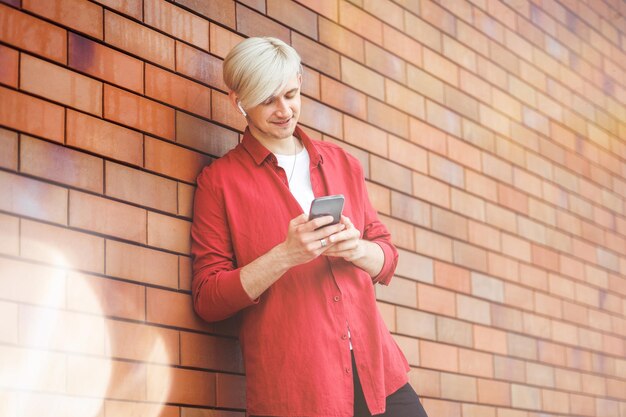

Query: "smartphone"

xmin=308 ymin=194 xmax=345 ymax=226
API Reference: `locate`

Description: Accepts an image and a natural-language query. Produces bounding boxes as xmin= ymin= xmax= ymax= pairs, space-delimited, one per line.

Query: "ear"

xmin=228 ymin=91 xmax=240 ymax=111
xmin=228 ymin=91 xmax=247 ymax=117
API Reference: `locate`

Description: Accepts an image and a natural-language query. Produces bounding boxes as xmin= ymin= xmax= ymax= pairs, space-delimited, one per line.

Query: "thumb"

xmin=290 ymin=213 xmax=308 ymax=226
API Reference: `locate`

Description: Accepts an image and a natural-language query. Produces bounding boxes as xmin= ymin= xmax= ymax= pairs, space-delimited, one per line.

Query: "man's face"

xmin=245 ymin=73 xmax=302 ymax=142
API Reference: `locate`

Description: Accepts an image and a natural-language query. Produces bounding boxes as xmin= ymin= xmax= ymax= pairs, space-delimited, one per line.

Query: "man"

xmin=191 ymin=36 xmax=429 ymax=417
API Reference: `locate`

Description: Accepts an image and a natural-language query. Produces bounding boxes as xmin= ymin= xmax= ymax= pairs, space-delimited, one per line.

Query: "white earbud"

xmin=237 ymin=101 xmax=247 ymax=117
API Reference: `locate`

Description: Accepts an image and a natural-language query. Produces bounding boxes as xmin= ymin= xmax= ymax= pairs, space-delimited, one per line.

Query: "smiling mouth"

xmin=272 ymin=118 xmax=292 ymax=126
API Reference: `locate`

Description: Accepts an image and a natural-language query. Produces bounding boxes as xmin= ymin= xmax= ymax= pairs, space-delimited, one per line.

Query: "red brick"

xmin=386 ymin=79 xmax=425 ymax=119
xmin=0 ymin=128 xmax=17 ymax=170
xmin=420 ymin=340 xmax=458 ymax=372
xmin=69 ymin=33 xmax=143 ymax=94
xmin=341 ymin=56 xmax=385 ymax=100
xmin=70 ymin=190 xmax=146 ymax=242
xmin=105 ymin=10 xmax=175 ymax=69
xmin=371 ymin=155 xmax=412 ymax=194
xmin=92 ymin=0 xmax=142 ymax=20
xmin=320 ymin=76 xmax=366 ymax=119
xmin=67 ymin=271 xmax=145 ymax=321
xmin=209 ymin=23 xmax=244 ymax=58
xmin=145 ymin=136 xmax=211 ymax=183
xmin=339 ymin=1 xmax=382 ymax=44
xmin=412 ymin=172 xmax=450 ymax=208
xmin=20 ymin=134 xmax=103 ymax=193
xmin=376 ymin=276 xmax=417 ymax=307
xmin=0 ymin=44 xmax=18 ymax=87
xmin=106 ymin=161 xmax=177 ymax=213
xmin=20 ymin=54 xmax=103 ymax=116
xmin=365 ymin=41 xmax=405 ymax=83
xmin=397 ymin=307 xmax=436 ymax=339
xmin=66 ymin=109 xmax=143 ymax=167
xmin=477 ymin=378 xmax=511 ymax=406
xmin=383 ymin=24 xmax=422 ymax=67
xmin=343 ymin=115 xmax=387 ymax=156
xmin=367 ymin=97 xmax=409 ymax=138
xmin=0 ymin=170 xmax=67 ymax=225
xmin=181 ymin=331 xmax=243 ymax=373
xmin=147 ymin=212 xmax=191 ymax=254
xmin=429 ymin=153 xmax=464 ymax=188
xmin=147 ymin=365 xmax=216 ymax=406
xmin=178 ymin=0 xmax=235 ymax=28
xmin=457 ymin=294 xmax=490 ymax=325
xmin=216 ymin=373 xmax=246 ymax=409
xmin=302 ymin=66 xmax=320 ymax=100
xmin=409 ymin=368 xmax=440 ymax=398
xmin=434 ymin=261 xmax=470 ymax=293
xmin=211 ymin=90 xmax=247 ymax=132
xmin=146 ymin=287 xmax=213 ymax=333
xmin=267 ymin=0 xmax=317 ymax=38
xmin=437 ymin=316 xmax=472 ymax=347
xmin=417 ymin=283 xmax=455 ymax=316
xmin=105 ymin=401 xmax=179 ymax=417
xmin=178 ymin=182 xmax=195 ymax=219
xmin=0 ymin=4 xmax=67 ymax=63
xmin=21 ymin=219 xmax=105 ymax=273
xmin=23 ymin=0 xmax=103 ymax=39
xmin=459 ymin=348 xmax=493 ymax=378
xmin=107 ymin=319 xmax=179 ymax=364
xmin=0 ymin=86 xmax=64 ymax=142
xmin=441 ymin=373 xmax=477 ymax=402
xmin=145 ymin=64 xmax=211 ymax=119
xmin=475 ymin=325 xmax=508 ymax=354
xmin=297 ymin=0 xmax=338 ymax=21
xmin=176 ymin=41 xmax=225 ymax=91
xmin=179 ymin=255 xmax=193 ymax=290
xmin=300 ymin=96 xmax=343 ymax=138
xmin=421 ymin=398 xmax=461 ymax=416
xmin=319 ymin=17 xmax=364 ymax=62
xmin=106 ymin=239 xmax=178 ymax=289
xmin=391 ymin=191 xmax=430 ymax=227
xmin=395 ymin=248 xmax=434 ymax=283
xmin=415 ymin=227 xmax=453 ymax=261
xmin=145 ymin=0 xmax=209 ymax=50
xmin=235 ymin=3 xmax=290 ymax=43
xmin=0 ymin=212 xmax=18 ymax=256
xmin=104 ymin=84 xmax=175 ymax=140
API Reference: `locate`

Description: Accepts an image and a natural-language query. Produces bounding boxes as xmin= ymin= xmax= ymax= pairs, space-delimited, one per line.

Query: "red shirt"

xmin=191 ymin=126 xmax=409 ymax=416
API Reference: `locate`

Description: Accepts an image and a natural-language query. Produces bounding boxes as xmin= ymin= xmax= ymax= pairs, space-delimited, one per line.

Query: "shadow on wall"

xmin=0 ymin=238 xmax=172 ymax=417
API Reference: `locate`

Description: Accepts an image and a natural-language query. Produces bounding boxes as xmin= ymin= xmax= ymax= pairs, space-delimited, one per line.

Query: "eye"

xmin=262 ymin=97 xmax=274 ymax=105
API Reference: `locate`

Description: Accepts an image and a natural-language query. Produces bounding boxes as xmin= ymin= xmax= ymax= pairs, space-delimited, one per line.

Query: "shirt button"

xmin=342 ymin=334 xmax=348 ymax=340
xmin=345 ymin=367 xmax=351 ymax=375
xmin=333 ymin=296 xmax=340 ymax=302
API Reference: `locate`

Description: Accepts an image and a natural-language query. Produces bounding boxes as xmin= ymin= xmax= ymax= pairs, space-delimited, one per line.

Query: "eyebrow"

xmin=264 ymin=87 xmax=300 ymax=102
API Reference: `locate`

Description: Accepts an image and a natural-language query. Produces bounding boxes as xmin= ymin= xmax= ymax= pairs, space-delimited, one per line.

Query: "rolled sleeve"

xmin=191 ymin=166 xmax=257 ymax=323
xmin=370 ymin=239 xmax=399 ymax=285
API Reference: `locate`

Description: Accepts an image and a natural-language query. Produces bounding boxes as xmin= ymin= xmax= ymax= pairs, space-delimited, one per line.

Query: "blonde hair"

xmin=223 ymin=37 xmax=302 ymax=109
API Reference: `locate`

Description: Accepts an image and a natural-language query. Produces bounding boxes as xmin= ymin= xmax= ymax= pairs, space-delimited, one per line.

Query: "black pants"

xmin=251 ymin=354 xmax=430 ymax=417
xmin=352 ymin=353 xmax=429 ymax=417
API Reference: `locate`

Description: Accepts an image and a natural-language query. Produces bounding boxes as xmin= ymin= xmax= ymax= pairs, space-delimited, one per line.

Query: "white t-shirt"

xmin=275 ymin=146 xmax=315 ymax=215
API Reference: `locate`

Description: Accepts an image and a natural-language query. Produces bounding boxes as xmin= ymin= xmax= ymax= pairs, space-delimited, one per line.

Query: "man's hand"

xmin=323 ymin=215 xmax=385 ymax=278
xmin=322 ymin=215 xmax=365 ymax=262
xmin=278 ymin=214 xmax=346 ymax=268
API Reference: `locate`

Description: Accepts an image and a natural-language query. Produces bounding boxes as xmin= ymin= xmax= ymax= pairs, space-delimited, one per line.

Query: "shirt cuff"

xmin=371 ymin=240 xmax=397 ymax=286
xmin=219 ymin=268 xmax=260 ymax=311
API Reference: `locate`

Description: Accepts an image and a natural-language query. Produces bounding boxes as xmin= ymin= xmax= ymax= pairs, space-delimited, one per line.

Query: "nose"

xmin=274 ymin=97 xmax=291 ymax=117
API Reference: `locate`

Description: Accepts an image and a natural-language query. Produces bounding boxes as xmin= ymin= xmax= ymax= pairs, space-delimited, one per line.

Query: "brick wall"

xmin=0 ymin=0 xmax=625 ymax=416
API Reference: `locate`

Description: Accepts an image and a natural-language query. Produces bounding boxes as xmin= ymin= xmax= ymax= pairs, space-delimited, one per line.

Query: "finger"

xmin=340 ymin=215 xmax=353 ymax=227
xmin=290 ymin=213 xmax=309 ymax=227
xmin=307 ymin=222 xmax=346 ymax=242
xmin=301 ymin=215 xmax=336 ymax=232
xmin=328 ymin=228 xmax=360 ymax=244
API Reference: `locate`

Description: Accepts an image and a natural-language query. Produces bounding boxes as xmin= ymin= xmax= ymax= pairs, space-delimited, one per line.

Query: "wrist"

xmin=273 ymin=242 xmax=296 ymax=272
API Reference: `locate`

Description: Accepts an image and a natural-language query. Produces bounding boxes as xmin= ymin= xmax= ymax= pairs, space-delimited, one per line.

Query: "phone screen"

xmin=308 ymin=194 xmax=345 ymax=225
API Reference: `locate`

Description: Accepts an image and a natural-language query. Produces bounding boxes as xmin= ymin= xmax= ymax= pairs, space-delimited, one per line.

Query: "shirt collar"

xmin=242 ymin=125 xmax=323 ymax=166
